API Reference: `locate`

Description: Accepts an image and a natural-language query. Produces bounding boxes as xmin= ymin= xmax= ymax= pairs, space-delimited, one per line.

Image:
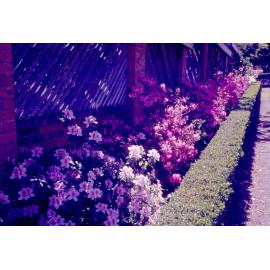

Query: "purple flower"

xmin=128 ymin=145 xmax=145 ymax=160
xmin=66 ymin=187 xmax=80 ymax=201
xmin=10 ymin=164 xmax=27 ymax=180
xmin=95 ymin=202 xmax=108 ymax=214
xmin=31 ymin=146 xmax=43 ymax=158
xmin=47 ymin=215 xmax=65 ymax=226
xmin=104 ymin=216 xmax=119 ymax=226
xmin=0 ymin=191 xmax=10 ymax=204
xmin=18 ymin=187 xmax=35 ymax=201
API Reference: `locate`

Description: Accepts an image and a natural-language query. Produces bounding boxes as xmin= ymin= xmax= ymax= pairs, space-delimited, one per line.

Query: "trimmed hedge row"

xmin=157 ymin=82 xmax=261 ymax=226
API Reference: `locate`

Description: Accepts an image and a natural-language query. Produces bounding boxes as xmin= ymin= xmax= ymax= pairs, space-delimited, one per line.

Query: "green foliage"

xmin=239 ymin=43 xmax=270 ymax=71
xmin=156 ymin=83 xmax=261 ymax=226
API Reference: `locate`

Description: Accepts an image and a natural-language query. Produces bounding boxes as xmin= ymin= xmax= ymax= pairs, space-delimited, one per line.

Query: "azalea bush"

xmin=0 ymin=67 xmax=257 ymax=226
xmin=129 ymin=69 xmax=253 ymax=190
xmin=0 ymin=110 xmax=164 ymax=226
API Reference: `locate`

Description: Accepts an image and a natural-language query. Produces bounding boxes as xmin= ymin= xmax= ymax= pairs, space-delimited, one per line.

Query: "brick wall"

xmin=0 ymin=44 xmax=17 ymax=179
xmin=128 ymin=43 xmax=146 ymax=125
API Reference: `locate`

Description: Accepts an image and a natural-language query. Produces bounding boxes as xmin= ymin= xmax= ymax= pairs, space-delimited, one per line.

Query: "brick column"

xmin=128 ymin=43 xmax=146 ymax=125
xmin=201 ymin=44 xmax=209 ymax=82
xmin=0 ymin=44 xmax=17 ymax=178
xmin=179 ymin=46 xmax=189 ymax=84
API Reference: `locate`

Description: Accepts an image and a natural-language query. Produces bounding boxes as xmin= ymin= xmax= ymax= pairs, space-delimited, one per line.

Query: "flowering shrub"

xmin=0 ymin=67 xmax=255 ymax=226
xmin=129 ymin=69 xmax=252 ymax=188
xmin=0 ymin=111 xmax=164 ymax=226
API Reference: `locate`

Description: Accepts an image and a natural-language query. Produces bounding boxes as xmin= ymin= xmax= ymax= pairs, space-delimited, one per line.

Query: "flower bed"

xmin=156 ymin=82 xmax=261 ymax=225
xmin=0 ymin=69 xmax=260 ymax=226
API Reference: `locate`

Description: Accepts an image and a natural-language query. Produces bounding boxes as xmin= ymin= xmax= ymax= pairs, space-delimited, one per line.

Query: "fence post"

xmin=128 ymin=43 xmax=146 ymax=125
xmin=0 ymin=44 xmax=17 ymax=179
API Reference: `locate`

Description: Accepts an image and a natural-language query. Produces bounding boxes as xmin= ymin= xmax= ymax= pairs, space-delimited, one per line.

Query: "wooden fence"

xmin=0 ymin=43 xmax=240 ymax=177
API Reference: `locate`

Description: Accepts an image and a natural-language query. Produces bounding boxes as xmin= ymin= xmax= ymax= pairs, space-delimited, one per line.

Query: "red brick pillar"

xmin=179 ymin=47 xmax=189 ymax=84
xmin=201 ymin=44 xmax=209 ymax=81
xmin=128 ymin=43 xmax=146 ymax=125
xmin=0 ymin=44 xmax=17 ymax=177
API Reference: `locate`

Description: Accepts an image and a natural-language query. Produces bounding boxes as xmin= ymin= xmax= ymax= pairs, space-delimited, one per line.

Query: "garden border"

xmin=157 ymin=82 xmax=262 ymax=226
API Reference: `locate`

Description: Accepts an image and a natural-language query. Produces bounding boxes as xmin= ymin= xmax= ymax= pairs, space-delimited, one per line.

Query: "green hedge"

xmin=157 ymin=82 xmax=261 ymax=226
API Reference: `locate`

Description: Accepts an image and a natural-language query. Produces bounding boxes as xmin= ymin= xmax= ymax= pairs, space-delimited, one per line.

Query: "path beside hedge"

xmin=247 ymin=87 xmax=270 ymax=225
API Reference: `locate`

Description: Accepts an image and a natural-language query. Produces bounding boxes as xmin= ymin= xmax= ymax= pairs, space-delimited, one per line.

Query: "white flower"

xmin=147 ymin=149 xmax=160 ymax=162
xmin=84 ymin=115 xmax=98 ymax=128
xmin=128 ymin=145 xmax=145 ymax=160
xmin=89 ymin=131 xmax=102 ymax=143
xmin=119 ymin=166 xmax=135 ymax=181
xmin=67 ymin=124 xmax=82 ymax=136
xmin=134 ymin=174 xmax=151 ymax=186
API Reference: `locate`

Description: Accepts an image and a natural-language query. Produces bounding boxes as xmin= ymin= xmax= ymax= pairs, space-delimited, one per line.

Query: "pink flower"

xmin=18 ymin=187 xmax=35 ymax=201
xmin=89 ymin=131 xmax=102 ymax=143
xmin=95 ymin=202 xmax=108 ymax=213
xmin=84 ymin=115 xmax=98 ymax=128
xmin=31 ymin=146 xmax=43 ymax=158
xmin=0 ymin=191 xmax=10 ymax=204
xmin=169 ymin=174 xmax=182 ymax=185
xmin=60 ymin=155 xmax=73 ymax=168
xmin=67 ymin=124 xmax=82 ymax=136
xmin=128 ymin=145 xmax=145 ymax=160
xmin=10 ymin=164 xmax=27 ymax=179
xmin=63 ymin=108 xmax=75 ymax=120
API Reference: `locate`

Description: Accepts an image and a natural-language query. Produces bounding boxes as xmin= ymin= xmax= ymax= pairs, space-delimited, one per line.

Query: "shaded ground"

xmin=218 ymin=87 xmax=270 ymax=225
